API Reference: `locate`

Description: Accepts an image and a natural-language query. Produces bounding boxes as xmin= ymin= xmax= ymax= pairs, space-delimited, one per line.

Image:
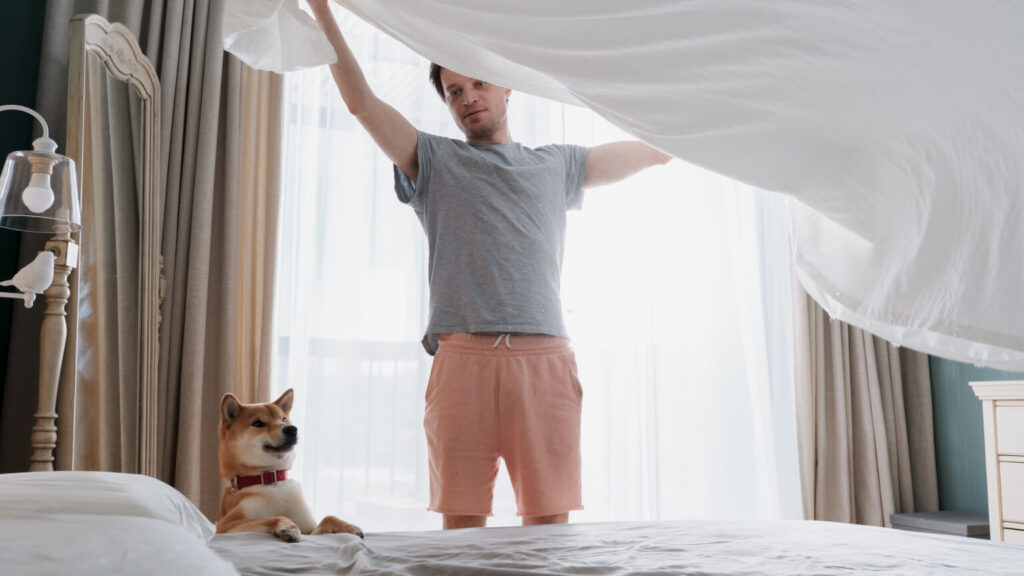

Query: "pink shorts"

xmin=423 ymin=333 xmax=583 ymax=517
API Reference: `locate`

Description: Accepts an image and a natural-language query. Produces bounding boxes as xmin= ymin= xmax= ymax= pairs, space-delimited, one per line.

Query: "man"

xmin=307 ymin=0 xmax=671 ymax=530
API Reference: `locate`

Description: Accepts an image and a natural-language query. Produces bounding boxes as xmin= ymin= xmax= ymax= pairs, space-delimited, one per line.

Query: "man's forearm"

xmin=307 ymin=0 xmax=376 ymax=116
xmin=583 ymin=141 xmax=672 ymax=189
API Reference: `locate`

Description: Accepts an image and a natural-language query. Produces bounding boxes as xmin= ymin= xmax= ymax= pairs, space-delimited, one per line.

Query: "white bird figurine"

xmin=1 ymin=250 xmax=56 ymax=295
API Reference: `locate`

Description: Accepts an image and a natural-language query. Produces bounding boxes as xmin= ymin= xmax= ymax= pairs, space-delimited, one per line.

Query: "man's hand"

xmin=651 ymin=149 xmax=673 ymax=165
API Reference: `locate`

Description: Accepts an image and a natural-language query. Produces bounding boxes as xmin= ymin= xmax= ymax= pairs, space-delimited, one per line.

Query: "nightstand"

xmin=970 ymin=380 xmax=1024 ymax=544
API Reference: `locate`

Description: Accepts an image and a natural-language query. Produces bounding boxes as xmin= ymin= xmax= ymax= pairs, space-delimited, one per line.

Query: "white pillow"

xmin=0 ymin=514 xmax=239 ymax=576
xmin=0 ymin=471 xmax=215 ymax=541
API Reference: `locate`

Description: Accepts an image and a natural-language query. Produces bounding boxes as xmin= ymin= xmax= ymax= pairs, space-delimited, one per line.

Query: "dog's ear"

xmin=221 ymin=394 xmax=242 ymax=423
xmin=273 ymin=388 xmax=294 ymax=414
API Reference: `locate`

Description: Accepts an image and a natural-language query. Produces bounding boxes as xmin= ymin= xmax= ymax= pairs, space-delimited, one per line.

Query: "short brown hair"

xmin=429 ymin=63 xmax=445 ymax=101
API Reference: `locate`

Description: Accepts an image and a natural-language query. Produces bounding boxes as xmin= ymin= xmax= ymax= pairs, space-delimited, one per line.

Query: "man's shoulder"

xmin=417 ymin=129 xmax=461 ymax=148
xmin=533 ymin=141 xmax=588 ymax=153
xmin=530 ymin=142 xmax=590 ymax=164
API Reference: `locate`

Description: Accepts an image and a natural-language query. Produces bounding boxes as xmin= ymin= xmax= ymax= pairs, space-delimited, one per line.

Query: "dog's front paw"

xmin=313 ymin=515 xmax=364 ymax=538
xmin=274 ymin=518 xmax=302 ymax=542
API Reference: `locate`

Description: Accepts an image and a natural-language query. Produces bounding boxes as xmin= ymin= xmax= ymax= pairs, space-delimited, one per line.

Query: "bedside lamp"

xmin=0 ymin=103 xmax=82 ymax=471
xmin=0 ymin=104 xmax=81 ymax=233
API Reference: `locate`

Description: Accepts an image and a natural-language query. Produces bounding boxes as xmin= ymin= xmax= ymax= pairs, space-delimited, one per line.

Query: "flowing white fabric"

xmin=228 ymin=0 xmax=1024 ymax=369
xmin=270 ymin=9 xmax=799 ymax=531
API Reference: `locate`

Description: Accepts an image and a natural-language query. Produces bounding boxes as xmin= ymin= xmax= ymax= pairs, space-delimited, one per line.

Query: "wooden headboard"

xmin=32 ymin=13 xmax=162 ymax=475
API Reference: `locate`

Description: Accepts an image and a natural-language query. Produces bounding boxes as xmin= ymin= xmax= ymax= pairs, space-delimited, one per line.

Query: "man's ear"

xmin=221 ymin=394 xmax=242 ymax=423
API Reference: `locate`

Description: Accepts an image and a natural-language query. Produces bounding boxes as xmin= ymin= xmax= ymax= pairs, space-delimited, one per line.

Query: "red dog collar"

xmin=231 ymin=470 xmax=288 ymax=490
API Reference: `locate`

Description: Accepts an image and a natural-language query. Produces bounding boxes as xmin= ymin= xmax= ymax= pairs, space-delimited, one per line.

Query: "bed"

xmin=3 ymin=471 xmax=1024 ymax=576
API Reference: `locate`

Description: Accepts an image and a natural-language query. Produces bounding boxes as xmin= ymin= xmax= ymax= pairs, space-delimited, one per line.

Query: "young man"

xmin=307 ymin=0 xmax=671 ymax=530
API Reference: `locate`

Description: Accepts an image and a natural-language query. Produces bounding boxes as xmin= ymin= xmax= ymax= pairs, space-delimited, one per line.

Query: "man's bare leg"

xmin=522 ymin=513 xmax=569 ymax=526
xmin=444 ymin=514 xmax=487 ymax=529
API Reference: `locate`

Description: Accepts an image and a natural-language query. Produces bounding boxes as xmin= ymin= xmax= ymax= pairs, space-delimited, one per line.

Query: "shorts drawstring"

xmin=438 ymin=333 xmax=569 ymax=357
xmin=492 ymin=333 xmax=512 ymax=349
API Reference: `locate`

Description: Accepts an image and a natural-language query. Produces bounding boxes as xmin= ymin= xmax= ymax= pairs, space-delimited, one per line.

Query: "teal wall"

xmin=930 ymin=356 xmax=1024 ymax=514
xmin=0 ymin=1 xmax=47 ymax=411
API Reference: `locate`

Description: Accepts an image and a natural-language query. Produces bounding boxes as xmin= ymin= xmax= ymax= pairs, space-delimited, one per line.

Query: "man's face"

xmin=439 ymin=68 xmax=511 ymax=142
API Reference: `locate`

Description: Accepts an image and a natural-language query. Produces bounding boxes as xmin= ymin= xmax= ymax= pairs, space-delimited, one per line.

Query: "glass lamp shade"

xmin=0 ymin=149 xmax=80 ymax=233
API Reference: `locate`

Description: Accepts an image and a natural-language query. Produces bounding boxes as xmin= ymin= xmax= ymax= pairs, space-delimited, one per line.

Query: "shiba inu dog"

xmin=216 ymin=388 xmax=363 ymax=542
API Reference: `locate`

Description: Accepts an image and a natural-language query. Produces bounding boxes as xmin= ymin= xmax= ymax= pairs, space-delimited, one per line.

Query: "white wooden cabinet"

xmin=970 ymin=380 xmax=1024 ymax=542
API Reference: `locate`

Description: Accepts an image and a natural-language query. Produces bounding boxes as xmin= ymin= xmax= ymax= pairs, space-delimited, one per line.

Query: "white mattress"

xmin=208 ymin=519 xmax=1024 ymax=575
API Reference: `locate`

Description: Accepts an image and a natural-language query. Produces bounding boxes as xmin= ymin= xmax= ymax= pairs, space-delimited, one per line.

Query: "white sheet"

xmin=223 ymin=1 xmax=1024 ymax=370
xmin=209 ymin=519 xmax=1024 ymax=575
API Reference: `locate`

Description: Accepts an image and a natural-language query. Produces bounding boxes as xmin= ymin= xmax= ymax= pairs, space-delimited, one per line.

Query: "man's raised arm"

xmin=582 ymin=142 xmax=672 ymax=189
xmin=307 ymin=0 xmax=420 ymax=180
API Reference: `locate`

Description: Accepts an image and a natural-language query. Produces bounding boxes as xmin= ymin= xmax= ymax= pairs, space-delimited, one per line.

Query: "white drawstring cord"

xmin=492 ymin=333 xmax=512 ymax=349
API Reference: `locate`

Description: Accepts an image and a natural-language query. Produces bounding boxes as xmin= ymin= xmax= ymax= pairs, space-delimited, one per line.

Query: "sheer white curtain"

xmin=273 ymin=6 xmax=801 ymax=532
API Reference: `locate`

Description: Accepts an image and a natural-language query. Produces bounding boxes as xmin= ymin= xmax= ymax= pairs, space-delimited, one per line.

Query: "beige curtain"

xmin=794 ymin=286 xmax=939 ymax=526
xmin=152 ymin=3 xmax=282 ymax=517
xmin=234 ymin=70 xmax=282 ymax=404
xmin=2 ymin=0 xmax=282 ymax=521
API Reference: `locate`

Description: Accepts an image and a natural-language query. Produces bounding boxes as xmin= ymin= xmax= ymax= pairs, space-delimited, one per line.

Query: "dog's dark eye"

xmin=251 ymin=420 xmax=265 ymax=428
xmin=282 ymin=418 xmax=287 ymax=422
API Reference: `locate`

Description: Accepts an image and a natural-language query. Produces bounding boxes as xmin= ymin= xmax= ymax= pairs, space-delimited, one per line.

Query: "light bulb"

xmin=22 ymin=171 xmax=54 ymax=213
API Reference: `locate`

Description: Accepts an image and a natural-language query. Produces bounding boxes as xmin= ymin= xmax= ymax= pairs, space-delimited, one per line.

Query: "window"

xmin=273 ymin=6 xmax=800 ymax=532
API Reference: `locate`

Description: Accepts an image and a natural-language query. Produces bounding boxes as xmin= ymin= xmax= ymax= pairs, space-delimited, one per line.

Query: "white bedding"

xmin=0 ymin=471 xmax=215 ymax=541
xmin=0 ymin=515 xmax=238 ymax=576
xmin=224 ymin=1 xmax=1024 ymax=370
xmin=209 ymin=519 xmax=1024 ymax=575
xmin=3 ymin=473 xmax=1022 ymax=575
xmin=0 ymin=472 xmax=235 ymax=575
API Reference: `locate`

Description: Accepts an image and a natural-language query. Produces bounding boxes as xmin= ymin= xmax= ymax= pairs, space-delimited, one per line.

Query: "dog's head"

xmin=218 ymin=389 xmax=298 ymax=480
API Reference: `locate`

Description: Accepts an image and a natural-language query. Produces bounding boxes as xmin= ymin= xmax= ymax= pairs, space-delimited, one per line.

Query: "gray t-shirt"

xmin=394 ymin=130 xmax=590 ymax=355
